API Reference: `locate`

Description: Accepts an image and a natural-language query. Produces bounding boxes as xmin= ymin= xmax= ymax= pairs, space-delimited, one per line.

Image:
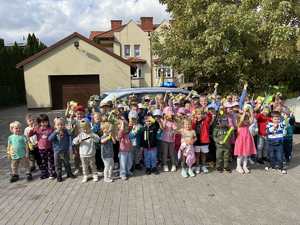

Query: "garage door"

xmin=50 ymin=75 xmax=100 ymax=109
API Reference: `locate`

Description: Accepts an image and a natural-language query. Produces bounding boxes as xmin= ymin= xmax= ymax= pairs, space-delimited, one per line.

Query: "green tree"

xmin=153 ymin=0 xmax=300 ymax=94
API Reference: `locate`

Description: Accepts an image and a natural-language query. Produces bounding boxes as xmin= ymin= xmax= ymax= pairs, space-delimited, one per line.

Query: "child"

xmin=178 ymin=119 xmax=196 ymax=178
xmin=48 ymin=118 xmax=76 ymax=182
xmin=73 ymin=119 xmax=100 ymax=183
xmin=234 ymin=109 xmax=256 ymax=174
xmin=192 ymin=108 xmax=212 ymax=174
xmin=141 ymin=116 xmax=159 ymax=175
xmin=128 ymin=117 xmax=143 ymax=170
xmin=213 ymin=113 xmax=233 ymax=172
xmin=100 ymin=122 xmax=115 ymax=183
xmin=265 ymin=111 xmax=287 ymax=174
xmin=256 ymin=106 xmax=272 ymax=164
xmin=161 ymin=109 xmax=177 ymax=172
xmin=283 ymin=109 xmax=295 ymax=163
xmin=7 ymin=121 xmax=32 ymax=182
xmin=24 ymin=114 xmax=41 ymax=172
xmin=92 ymin=112 xmax=104 ymax=173
xmin=30 ymin=114 xmax=56 ymax=179
xmin=118 ymin=118 xmax=133 ymax=180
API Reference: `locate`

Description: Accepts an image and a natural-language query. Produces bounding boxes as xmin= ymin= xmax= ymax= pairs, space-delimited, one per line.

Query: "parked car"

xmin=100 ymin=87 xmax=191 ymax=104
xmin=285 ymin=96 xmax=300 ymax=127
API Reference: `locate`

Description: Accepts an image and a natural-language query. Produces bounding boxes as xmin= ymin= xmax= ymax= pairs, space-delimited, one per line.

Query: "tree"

xmin=153 ymin=0 xmax=300 ymax=94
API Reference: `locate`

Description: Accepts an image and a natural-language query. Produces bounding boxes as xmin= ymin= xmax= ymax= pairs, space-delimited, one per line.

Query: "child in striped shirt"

xmin=265 ymin=111 xmax=287 ymax=174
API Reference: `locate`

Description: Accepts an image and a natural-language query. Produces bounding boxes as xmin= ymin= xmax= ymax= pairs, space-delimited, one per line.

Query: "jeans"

xmin=144 ymin=148 xmax=157 ymax=169
xmin=54 ymin=150 xmax=72 ymax=177
xmin=257 ymin=136 xmax=268 ymax=159
xmin=283 ymin=139 xmax=293 ymax=162
xmin=268 ymin=142 xmax=284 ymax=169
xmin=119 ymin=151 xmax=133 ymax=178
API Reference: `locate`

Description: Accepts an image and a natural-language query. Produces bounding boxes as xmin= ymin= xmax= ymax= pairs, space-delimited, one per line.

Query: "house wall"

xmin=114 ymin=21 xmax=152 ymax=87
xmin=23 ymin=37 xmax=131 ymax=108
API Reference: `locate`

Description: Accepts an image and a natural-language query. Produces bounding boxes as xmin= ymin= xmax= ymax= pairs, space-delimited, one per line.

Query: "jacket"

xmin=192 ymin=112 xmax=213 ymax=145
xmin=140 ymin=124 xmax=158 ymax=149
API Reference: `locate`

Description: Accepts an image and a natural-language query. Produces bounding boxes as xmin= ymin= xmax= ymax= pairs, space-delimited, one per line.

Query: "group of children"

xmin=7 ymin=82 xmax=295 ymax=183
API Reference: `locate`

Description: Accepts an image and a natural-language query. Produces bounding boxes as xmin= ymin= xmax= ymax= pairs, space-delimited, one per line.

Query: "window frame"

xmin=124 ymin=44 xmax=131 ymax=58
xmin=134 ymin=44 xmax=141 ymax=57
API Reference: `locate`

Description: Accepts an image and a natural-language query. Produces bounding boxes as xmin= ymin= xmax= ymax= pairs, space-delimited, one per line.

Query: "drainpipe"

xmin=148 ymin=32 xmax=153 ymax=87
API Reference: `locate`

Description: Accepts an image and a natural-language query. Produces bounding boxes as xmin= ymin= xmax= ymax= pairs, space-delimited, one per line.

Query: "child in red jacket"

xmin=192 ymin=108 xmax=212 ymax=174
xmin=256 ymin=106 xmax=272 ymax=164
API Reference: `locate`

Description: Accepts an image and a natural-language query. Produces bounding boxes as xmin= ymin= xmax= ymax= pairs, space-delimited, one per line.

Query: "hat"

xmin=75 ymin=105 xmax=85 ymax=112
xmin=144 ymin=95 xmax=151 ymax=100
xmin=128 ymin=111 xmax=138 ymax=119
xmin=138 ymin=103 xmax=145 ymax=109
xmin=79 ymin=118 xmax=91 ymax=131
xmin=163 ymin=106 xmax=174 ymax=116
xmin=177 ymin=107 xmax=186 ymax=115
xmin=117 ymin=104 xmax=124 ymax=108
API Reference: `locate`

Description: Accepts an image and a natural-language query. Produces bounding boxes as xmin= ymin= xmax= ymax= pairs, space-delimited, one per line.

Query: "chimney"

xmin=111 ymin=20 xmax=122 ymax=30
xmin=141 ymin=17 xmax=154 ymax=31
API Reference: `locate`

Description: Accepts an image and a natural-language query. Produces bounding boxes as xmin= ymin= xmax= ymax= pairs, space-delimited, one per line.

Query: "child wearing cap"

xmin=73 ymin=119 xmax=100 ymax=183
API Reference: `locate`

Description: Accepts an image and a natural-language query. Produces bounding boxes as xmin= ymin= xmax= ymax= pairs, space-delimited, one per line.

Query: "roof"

xmin=90 ymin=23 xmax=160 ymax=40
xmin=127 ymin=57 xmax=147 ymax=64
xmin=16 ymin=32 xmax=133 ymax=69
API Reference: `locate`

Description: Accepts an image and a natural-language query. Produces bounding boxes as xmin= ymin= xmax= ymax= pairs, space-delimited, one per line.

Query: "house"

xmin=90 ymin=17 xmax=184 ymax=88
xmin=17 ymin=32 xmax=133 ymax=109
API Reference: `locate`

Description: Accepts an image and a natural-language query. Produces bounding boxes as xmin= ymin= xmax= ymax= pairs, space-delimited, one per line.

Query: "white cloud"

xmin=0 ymin=0 xmax=170 ymax=45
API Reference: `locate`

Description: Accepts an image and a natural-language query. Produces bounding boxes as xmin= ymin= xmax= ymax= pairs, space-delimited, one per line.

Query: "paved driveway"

xmin=0 ymin=106 xmax=300 ymax=225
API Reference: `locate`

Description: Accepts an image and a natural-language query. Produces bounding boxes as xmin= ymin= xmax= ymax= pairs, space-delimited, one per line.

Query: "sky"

xmin=0 ymin=0 xmax=170 ymax=46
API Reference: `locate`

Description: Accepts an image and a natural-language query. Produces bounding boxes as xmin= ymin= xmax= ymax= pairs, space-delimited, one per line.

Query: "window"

xmin=134 ymin=45 xmax=141 ymax=57
xmin=132 ymin=64 xmax=142 ymax=79
xmin=124 ymin=45 xmax=130 ymax=57
xmin=156 ymin=66 xmax=173 ymax=78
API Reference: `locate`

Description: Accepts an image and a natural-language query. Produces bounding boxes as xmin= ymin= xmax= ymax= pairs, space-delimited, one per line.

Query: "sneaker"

xmin=10 ymin=175 xmax=19 ymax=183
xmin=163 ymin=165 xmax=169 ymax=172
xmin=57 ymin=176 xmax=63 ymax=182
xmin=40 ymin=175 xmax=49 ymax=180
xmin=188 ymin=168 xmax=195 ymax=177
xmin=151 ymin=167 xmax=159 ymax=175
xmin=49 ymin=176 xmax=55 ymax=180
xmin=104 ymin=178 xmax=113 ymax=183
xmin=201 ymin=166 xmax=209 ymax=174
xmin=181 ymin=169 xmax=188 ymax=178
xmin=26 ymin=173 xmax=33 ymax=181
xmin=93 ymin=174 xmax=99 ymax=182
xmin=171 ymin=165 xmax=177 ymax=172
xmin=281 ymin=169 xmax=287 ymax=174
xmin=256 ymin=159 xmax=264 ymax=165
xmin=236 ymin=167 xmax=244 ymax=174
xmin=224 ymin=167 xmax=232 ymax=173
xmin=243 ymin=166 xmax=250 ymax=174
xmin=248 ymin=158 xmax=255 ymax=165
xmin=97 ymin=171 xmax=103 ymax=176
xmin=146 ymin=168 xmax=151 ymax=175
xmin=216 ymin=167 xmax=223 ymax=173
xmin=121 ymin=176 xmax=128 ymax=181
xmin=74 ymin=169 xmax=80 ymax=175
xmin=264 ymin=166 xmax=270 ymax=171
xmin=81 ymin=175 xmax=88 ymax=183
xmin=195 ymin=166 xmax=201 ymax=174
xmin=67 ymin=173 xmax=77 ymax=179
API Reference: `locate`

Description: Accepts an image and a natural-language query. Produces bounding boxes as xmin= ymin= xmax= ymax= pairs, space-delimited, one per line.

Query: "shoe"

xmin=82 ymin=176 xmax=88 ymax=183
xmin=40 ymin=175 xmax=49 ymax=180
xmin=171 ymin=165 xmax=177 ymax=172
xmin=243 ymin=166 xmax=250 ymax=174
xmin=236 ymin=167 xmax=244 ymax=174
xmin=26 ymin=173 xmax=33 ymax=181
xmin=256 ymin=159 xmax=264 ymax=165
xmin=181 ymin=169 xmax=188 ymax=178
xmin=163 ymin=165 xmax=169 ymax=172
xmin=127 ymin=171 xmax=133 ymax=177
xmin=74 ymin=169 xmax=80 ymax=175
xmin=67 ymin=173 xmax=76 ymax=179
xmin=188 ymin=168 xmax=195 ymax=177
xmin=97 ymin=171 xmax=103 ymax=176
xmin=281 ymin=169 xmax=287 ymax=174
xmin=57 ymin=176 xmax=63 ymax=182
xmin=216 ymin=167 xmax=223 ymax=173
xmin=151 ymin=167 xmax=159 ymax=175
xmin=146 ymin=168 xmax=151 ymax=175
xmin=248 ymin=158 xmax=255 ymax=165
xmin=30 ymin=166 xmax=36 ymax=172
xmin=104 ymin=178 xmax=113 ymax=183
xmin=224 ymin=167 xmax=232 ymax=173
xmin=201 ymin=166 xmax=209 ymax=174
xmin=195 ymin=166 xmax=201 ymax=174
xmin=265 ymin=166 xmax=270 ymax=171
xmin=49 ymin=176 xmax=55 ymax=180
xmin=10 ymin=175 xmax=19 ymax=183
xmin=93 ymin=174 xmax=99 ymax=182
xmin=121 ymin=176 xmax=128 ymax=181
